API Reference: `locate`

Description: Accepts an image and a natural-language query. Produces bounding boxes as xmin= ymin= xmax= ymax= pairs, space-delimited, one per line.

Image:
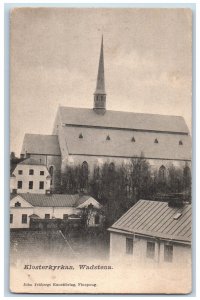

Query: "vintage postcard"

xmin=9 ymin=7 xmax=192 ymax=294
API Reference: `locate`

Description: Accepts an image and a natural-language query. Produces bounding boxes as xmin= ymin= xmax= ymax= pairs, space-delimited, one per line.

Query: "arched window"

xmin=81 ymin=161 xmax=89 ymax=190
xmin=159 ymin=165 xmax=166 ymax=181
xmin=179 ymin=140 xmax=183 ymax=145
xmin=109 ymin=162 xmax=115 ymax=172
xmin=49 ymin=166 xmax=54 ymax=185
xmin=131 ymin=136 xmax=135 ymax=142
xmin=183 ymin=165 xmax=191 ymax=189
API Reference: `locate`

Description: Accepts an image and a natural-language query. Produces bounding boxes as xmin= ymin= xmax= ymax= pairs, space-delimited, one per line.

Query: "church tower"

xmin=93 ymin=36 xmax=106 ymax=115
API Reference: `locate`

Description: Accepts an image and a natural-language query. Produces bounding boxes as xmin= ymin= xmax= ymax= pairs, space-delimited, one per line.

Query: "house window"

xmin=95 ymin=214 xmax=100 ymax=224
xmin=164 ymin=245 xmax=173 ymax=262
xmin=45 ymin=214 xmax=50 ymax=219
xmin=179 ymin=140 xmax=183 ymax=145
xmin=146 ymin=241 xmax=155 ymax=258
xmin=40 ymin=171 xmax=44 ymax=175
xmin=10 ymin=214 xmax=13 ymax=224
xmin=63 ymin=214 xmax=68 ymax=220
xmin=154 ymin=138 xmax=158 ymax=144
xmin=29 ymin=181 xmax=33 ymax=189
xmin=29 ymin=169 xmax=34 ymax=175
xmin=17 ymin=181 xmax=22 ymax=189
xmin=39 ymin=181 xmax=44 ymax=189
xmin=126 ymin=238 xmax=133 ymax=255
xmin=15 ymin=201 xmax=21 ymax=207
xmin=79 ymin=133 xmax=83 ymax=139
xmin=22 ymin=214 xmax=27 ymax=224
xmin=18 ymin=170 xmax=23 ymax=175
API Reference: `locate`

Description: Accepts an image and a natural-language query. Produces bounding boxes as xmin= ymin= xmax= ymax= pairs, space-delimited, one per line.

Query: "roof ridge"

xmin=59 ymin=106 xmax=183 ymax=119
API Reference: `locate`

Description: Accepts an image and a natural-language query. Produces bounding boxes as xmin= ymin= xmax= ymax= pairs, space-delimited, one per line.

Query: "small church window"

xmin=154 ymin=138 xmax=158 ymax=144
xmin=131 ymin=137 xmax=135 ymax=142
xmin=106 ymin=135 xmax=110 ymax=141
xmin=179 ymin=140 xmax=183 ymax=145
xmin=79 ymin=133 xmax=83 ymax=139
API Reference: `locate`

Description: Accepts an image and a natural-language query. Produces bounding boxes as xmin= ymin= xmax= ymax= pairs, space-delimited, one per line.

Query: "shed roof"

xmin=109 ymin=200 xmax=191 ymax=243
xmin=21 ymin=134 xmax=61 ymax=156
xmin=58 ymin=106 xmax=189 ymax=134
xmin=59 ymin=126 xmax=191 ymax=160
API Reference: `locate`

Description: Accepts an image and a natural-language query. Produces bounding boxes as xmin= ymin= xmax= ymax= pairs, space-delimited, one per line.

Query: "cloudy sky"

xmin=10 ymin=8 xmax=192 ymax=155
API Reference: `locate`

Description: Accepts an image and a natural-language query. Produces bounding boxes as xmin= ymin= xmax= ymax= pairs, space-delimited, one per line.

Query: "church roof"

xmin=59 ymin=125 xmax=191 ymax=161
xmin=58 ymin=106 xmax=189 ymax=134
xmin=21 ymin=134 xmax=61 ymax=156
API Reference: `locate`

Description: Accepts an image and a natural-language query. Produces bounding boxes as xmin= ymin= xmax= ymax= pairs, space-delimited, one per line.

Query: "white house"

xmin=10 ymin=193 xmax=101 ymax=229
xmin=108 ymin=200 xmax=191 ymax=268
xmin=10 ymin=158 xmax=51 ymax=194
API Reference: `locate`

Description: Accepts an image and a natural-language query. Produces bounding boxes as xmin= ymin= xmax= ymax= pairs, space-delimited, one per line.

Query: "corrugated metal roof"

xmin=14 ymin=193 xmax=92 ymax=208
xmin=109 ymin=200 xmax=191 ymax=243
xmin=58 ymin=106 xmax=189 ymax=134
xmin=21 ymin=134 xmax=61 ymax=156
xmin=59 ymin=126 xmax=191 ymax=160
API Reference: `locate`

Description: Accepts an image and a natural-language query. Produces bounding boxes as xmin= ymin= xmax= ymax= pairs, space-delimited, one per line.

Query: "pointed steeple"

xmin=93 ymin=36 xmax=106 ymax=115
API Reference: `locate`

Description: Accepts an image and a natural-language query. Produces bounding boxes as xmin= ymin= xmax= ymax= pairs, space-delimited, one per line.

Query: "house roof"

xmin=58 ymin=106 xmax=189 ymax=134
xmin=13 ymin=193 xmax=95 ymax=208
xmin=109 ymin=200 xmax=191 ymax=243
xmin=21 ymin=134 xmax=61 ymax=156
xmin=18 ymin=157 xmax=46 ymax=166
xmin=59 ymin=126 xmax=191 ymax=160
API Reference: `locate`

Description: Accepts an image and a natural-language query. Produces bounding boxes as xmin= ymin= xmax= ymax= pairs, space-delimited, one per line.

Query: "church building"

xmin=20 ymin=37 xmax=191 ymax=191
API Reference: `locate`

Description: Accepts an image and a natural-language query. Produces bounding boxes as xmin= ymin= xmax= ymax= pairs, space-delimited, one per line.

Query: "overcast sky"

xmin=10 ymin=8 xmax=192 ymax=156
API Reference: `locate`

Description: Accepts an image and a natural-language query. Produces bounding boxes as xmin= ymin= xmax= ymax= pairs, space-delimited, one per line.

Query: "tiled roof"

xmin=109 ymin=200 xmax=191 ymax=243
xmin=15 ymin=193 xmax=94 ymax=208
xmin=18 ymin=157 xmax=46 ymax=166
xmin=21 ymin=134 xmax=61 ymax=156
xmin=58 ymin=106 xmax=189 ymax=134
xmin=59 ymin=126 xmax=191 ymax=160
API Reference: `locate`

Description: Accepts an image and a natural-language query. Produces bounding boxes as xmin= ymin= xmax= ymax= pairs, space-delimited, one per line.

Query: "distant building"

xmin=20 ymin=37 xmax=191 ymax=191
xmin=10 ymin=157 xmax=51 ymax=194
xmin=108 ymin=200 xmax=191 ymax=267
xmin=10 ymin=193 xmax=102 ymax=229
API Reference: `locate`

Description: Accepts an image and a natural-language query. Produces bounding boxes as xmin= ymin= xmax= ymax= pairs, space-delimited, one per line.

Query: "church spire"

xmin=93 ymin=36 xmax=106 ymax=115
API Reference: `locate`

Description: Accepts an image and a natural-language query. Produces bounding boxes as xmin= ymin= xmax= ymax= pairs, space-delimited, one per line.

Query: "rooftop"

xmin=21 ymin=134 xmax=61 ymax=156
xmin=11 ymin=193 xmax=94 ymax=208
xmin=58 ymin=106 xmax=189 ymax=134
xmin=59 ymin=126 xmax=191 ymax=160
xmin=18 ymin=157 xmax=46 ymax=166
xmin=109 ymin=200 xmax=191 ymax=243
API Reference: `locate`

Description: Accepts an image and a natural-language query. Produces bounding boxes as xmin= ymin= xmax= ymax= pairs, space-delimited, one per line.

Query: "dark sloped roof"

xmin=109 ymin=200 xmax=191 ymax=243
xmin=18 ymin=157 xmax=46 ymax=166
xmin=59 ymin=126 xmax=191 ymax=160
xmin=15 ymin=193 xmax=94 ymax=208
xmin=21 ymin=134 xmax=61 ymax=156
xmin=58 ymin=106 xmax=189 ymax=134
